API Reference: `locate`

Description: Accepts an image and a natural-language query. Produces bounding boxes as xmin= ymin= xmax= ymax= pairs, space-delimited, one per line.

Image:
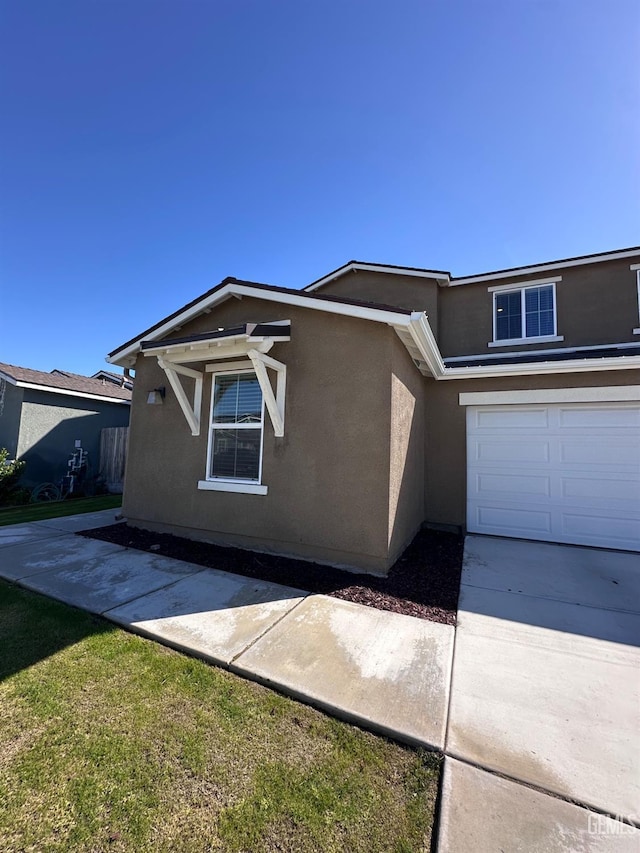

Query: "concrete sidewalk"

xmin=0 ymin=509 xmax=454 ymax=750
xmin=2 ymin=512 xmax=637 ymax=851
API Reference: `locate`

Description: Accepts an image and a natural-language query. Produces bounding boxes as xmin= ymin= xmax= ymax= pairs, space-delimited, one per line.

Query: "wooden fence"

xmin=99 ymin=427 xmax=129 ymax=493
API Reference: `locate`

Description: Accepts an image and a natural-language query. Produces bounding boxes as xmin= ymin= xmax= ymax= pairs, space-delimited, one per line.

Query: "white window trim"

xmin=490 ymin=280 xmax=562 ymax=346
xmin=487 ymin=275 xmax=562 ymax=293
xmin=202 ymin=367 xmax=267 ymax=495
xmin=488 ymin=334 xmax=564 ymax=348
xmin=197 ymin=480 xmax=268 ymax=495
xmin=633 ymin=268 xmax=640 ymax=334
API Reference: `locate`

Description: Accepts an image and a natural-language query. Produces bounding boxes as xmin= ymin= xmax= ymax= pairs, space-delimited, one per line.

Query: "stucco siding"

xmin=0 ymin=380 xmax=23 ymax=458
xmin=123 ymin=297 xmax=396 ymax=573
xmin=16 ymin=391 xmax=130 ymax=486
xmin=316 ymin=270 xmax=439 ymax=335
xmin=388 ymin=333 xmax=426 ymax=562
xmin=439 ymin=257 xmax=639 ymax=358
xmin=423 ymin=370 xmax=639 ymax=530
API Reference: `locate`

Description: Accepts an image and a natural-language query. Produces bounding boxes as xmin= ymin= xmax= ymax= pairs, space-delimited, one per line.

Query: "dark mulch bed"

xmin=79 ymin=523 xmax=464 ymax=625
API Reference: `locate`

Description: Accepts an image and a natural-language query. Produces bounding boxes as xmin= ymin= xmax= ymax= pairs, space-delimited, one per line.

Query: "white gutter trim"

xmin=403 ymin=313 xmax=446 ymax=377
xmin=438 ymin=355 xmax=640 ymax=380
xmin=11 ymin=380 xmax=131 ymax=404
xmin=449 ymin=249 xmax=640 ymax=286
xmin=445 ymin=340 xmax=640 ymax=363
xmin=305 ymin=262 xmax=450 ymax=292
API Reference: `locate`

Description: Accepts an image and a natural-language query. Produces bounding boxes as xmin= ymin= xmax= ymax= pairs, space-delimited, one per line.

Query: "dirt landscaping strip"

xmin=80 ymin=524 xmax=464 ymax=625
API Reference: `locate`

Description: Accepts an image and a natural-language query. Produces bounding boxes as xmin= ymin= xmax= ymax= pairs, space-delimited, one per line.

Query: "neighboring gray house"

xmin=0 ymin=362 xmax=132 ymax=487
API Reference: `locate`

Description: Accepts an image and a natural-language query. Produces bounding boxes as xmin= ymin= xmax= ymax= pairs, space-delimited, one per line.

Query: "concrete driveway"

xmin=439 ymin=535 xmax=640 ymax=851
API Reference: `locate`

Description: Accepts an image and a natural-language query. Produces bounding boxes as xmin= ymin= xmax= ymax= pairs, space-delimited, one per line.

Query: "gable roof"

xmin=304 ymin=247 xmax=640 ymax=291
xmin=108 ymin=277 xmax=417 ymax=368
xmin=305 ymin=261 xmax=451 ymax=291
xmin=91 ymin=369 xmax=134 ymax=389
xmin=0 ymin=362 xmax=132 ymax=403
xmin=107 ymin=259 xmax=640 ymax=381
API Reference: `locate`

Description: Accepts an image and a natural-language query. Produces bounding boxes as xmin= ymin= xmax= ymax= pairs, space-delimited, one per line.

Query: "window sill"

xmin=488 ymin=335 xmax=564 ymax=348
xmin=197 ymin=480 xmax=268 ymax=495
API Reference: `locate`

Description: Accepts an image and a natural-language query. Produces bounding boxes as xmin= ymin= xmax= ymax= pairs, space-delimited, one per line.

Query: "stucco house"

xmin=0 ymin=363 xmax=132 ymax=488
xmin=107 ymin=247 xmax=640 ymax=574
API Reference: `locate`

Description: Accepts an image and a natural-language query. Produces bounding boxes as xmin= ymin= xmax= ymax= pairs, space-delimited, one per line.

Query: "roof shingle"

xmin=0 ymin=362 xmax=132 ymax=401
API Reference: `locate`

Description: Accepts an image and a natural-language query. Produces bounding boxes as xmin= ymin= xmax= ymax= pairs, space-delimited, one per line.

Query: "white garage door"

xmin=466 ymin=402 xmax=640 ymax=551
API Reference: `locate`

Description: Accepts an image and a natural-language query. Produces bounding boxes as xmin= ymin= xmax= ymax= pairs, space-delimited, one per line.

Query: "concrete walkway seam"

xmin=228 ymin=593 xmax=310 ymax=666
xmin=459 ymin=580 xmax=640 ymax=616
xmin=442 ymin=750 xmax=640 ymax=831
xmin=99 ymin=566 xmax=211 ymax=616
xmin=441 ymin=617 xmax=459 ymax=756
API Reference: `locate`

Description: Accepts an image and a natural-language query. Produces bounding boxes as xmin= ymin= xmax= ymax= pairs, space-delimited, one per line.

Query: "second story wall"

xmin=316 ymin=270 xmax=440 ymax=335
xmin=438 ymin=255 xmax=640 ymax=359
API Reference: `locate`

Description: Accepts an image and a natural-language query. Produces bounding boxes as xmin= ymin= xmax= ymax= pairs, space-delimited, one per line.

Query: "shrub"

xmin=0 ymin=448 xmax=27 ymax=507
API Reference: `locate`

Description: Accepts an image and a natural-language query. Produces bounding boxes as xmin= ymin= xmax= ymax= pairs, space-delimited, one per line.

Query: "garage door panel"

xmin=475 ymin=408 xmax=549 ymax=429
xmin=560 ymin=511 xmax=640 ymax=550
xmin=476 ymin=472 xmax=552 ymax=498
xmin=561 ymin=474 xmax=640 ymax=503
xmin=558 ymin=406 xmax=640 ymax=429
xmin=475 ymin=440 xmax=551 ymax=464
xmin=559 ymin=438 xmax=639 ymax=468
xmin=475 ymin=505 xmax=553 ymax=535
xmin=467 ymin=402 xmax=640 ymax=552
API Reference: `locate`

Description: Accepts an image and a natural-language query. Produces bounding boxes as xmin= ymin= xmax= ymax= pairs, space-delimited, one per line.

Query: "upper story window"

xmin=204 ymin=370 xmax=266 ymax=490
xmin=489 ymin=278 xmax=563 ymax=347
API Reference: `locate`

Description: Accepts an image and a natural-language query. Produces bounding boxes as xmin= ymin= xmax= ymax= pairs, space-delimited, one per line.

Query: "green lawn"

xmin=0 ymin=581 xmax=439 ymax=852
xmin=0 ymin=494 xmax=122 ymax=527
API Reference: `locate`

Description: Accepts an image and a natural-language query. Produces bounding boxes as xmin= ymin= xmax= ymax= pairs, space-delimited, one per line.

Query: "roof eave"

xmin=12 ymin=381 xmax=131 ymax=404
xmin=449 ymin=247 xmax=640 ymax=286
xmin=107 ymin=282 xmax=416 ymax=368
xmin=305 ymin=261 xmax=451 ymax=292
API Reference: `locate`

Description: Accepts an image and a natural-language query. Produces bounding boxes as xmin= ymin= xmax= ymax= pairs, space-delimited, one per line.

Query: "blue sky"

xmin=1 ymin=0 xmax=638 ymax=376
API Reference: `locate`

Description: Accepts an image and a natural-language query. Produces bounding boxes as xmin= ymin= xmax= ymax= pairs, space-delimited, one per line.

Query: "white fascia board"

xmin=305 ymin=262 xmax=450 ymax=292
xmin=439 ymin=354 xmax=640 ymax=380
xmin=14 ymin=381 xmax=131 ymax=404
xmin=148 ymin=340 xmax=274 ymax=365
xmin=449 ymin=249 xmax=640 ymax=286
xmin=445 ymin=340 xmax=640 ymax=363
xmin=107 ymin=282 xmax=417 ymax=367
xmin=459 ymin=386 xmax=640 ymax=406
xmin=141 ymin=332 xmax=249 ymax=357
xmin=401 ymin=313 xmax=446 ymax=378
xmin=229 ymin=284 xmax=417 ymax=324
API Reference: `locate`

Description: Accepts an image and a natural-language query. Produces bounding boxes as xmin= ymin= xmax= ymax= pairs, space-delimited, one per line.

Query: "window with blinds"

xmin=494 ymin=284 xmax=556 ymax=342
xmin=208 ymin=372 xmax=264 ymax=482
